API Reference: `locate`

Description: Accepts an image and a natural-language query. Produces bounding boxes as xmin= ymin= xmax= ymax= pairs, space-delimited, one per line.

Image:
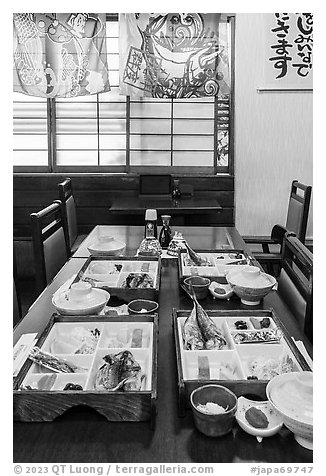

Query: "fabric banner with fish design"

xmin=119 ymin=13 xmax=230 ymax=98
xmin=13 ymin=13 xmax=110 ymax=98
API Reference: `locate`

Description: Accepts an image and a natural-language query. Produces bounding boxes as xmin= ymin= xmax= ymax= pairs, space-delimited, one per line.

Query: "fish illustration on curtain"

xmin=13 ymin=13 xmax=110 ymax=97
xmin=119 ymin=13 xmax=230 ymax=98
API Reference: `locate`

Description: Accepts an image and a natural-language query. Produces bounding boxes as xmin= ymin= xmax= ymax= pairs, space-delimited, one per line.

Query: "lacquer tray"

xmin=173 ymin=308 xmax=311 ymax=416
xmin=177 ymin=249 xmax=254 ymax=283
xmin=74 ymin=256 xmax=161 ymax=302
xmin=13 ymin=314 xmax=158 ymax=427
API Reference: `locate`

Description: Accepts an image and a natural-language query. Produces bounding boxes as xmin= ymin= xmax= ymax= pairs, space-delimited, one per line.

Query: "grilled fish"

xmin=123 ymin=273 xmax=154 ymax=289
xmin=95 ymin=353 xmax=123 ymax=391
xmin=184 ymin=242 xmax=206 ymax=266
xmin=183 ymin=304 xmax=205 ymax=350
xmin=181 ymin=282 xmax=227 ymax=350
xmin=123 ymin=373 xmax=145 ymax=391
xmin=95 ymin=351 xmax=144 ymax=392
xmin=195 ymin=300 xmax=227 ymax=350
xmin=118 ymin=351 xmax=142 ymax=379
xmin=119 ymin=350 xmax=144 ymax=391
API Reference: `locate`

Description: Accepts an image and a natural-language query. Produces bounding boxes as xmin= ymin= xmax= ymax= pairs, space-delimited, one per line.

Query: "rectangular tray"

xmin=177 ymin=249 xmax=253 ymax=283
xmin=14 ymin=313 xmax=158 ymax=427
xmin=173 ymin=308 xmax=311 ymax=416
xmin=74 ymin=255 xmax=161 ymax=302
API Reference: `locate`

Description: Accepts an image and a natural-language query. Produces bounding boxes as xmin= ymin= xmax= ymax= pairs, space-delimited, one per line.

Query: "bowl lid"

xmin=227 ymin=266 xmax=276 ymax=288
xmin=52 ymin=286 xmax=109 ymax=311
xmin=87 ymin=237 xmax=125 ymax=253
xmin=267 ymin=372 xmax=313 ymax=424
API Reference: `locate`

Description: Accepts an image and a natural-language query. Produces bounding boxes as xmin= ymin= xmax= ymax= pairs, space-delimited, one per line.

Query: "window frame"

xmin=13 ymin=14 xmax=235 ymax=176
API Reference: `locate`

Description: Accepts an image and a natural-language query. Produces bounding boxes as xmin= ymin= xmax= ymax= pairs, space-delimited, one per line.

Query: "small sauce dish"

xmin=235 ymin=396 xmax=283 ymax=442
xmin=127 ymin=299 xmax=159 ymax=315
xmin=209 ymin=281 xmax=233 ymax=300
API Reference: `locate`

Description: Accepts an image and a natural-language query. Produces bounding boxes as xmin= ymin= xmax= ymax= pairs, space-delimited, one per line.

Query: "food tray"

xmin=74 ymin=256 xmax=161 ymax=302
xmin=178 ymin=249 xmax=253 ymax=282
xmin=173 ymin=308 xmax=311 ymax=416
xmin=13 ymin=314 xmax=158 ymax=427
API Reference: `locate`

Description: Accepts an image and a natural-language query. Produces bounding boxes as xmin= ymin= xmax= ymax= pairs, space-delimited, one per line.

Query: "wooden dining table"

xmin=109 ymin=195 xmax=222 ymax=215
xmin=13 ymin=226 xmax=313 ymax=463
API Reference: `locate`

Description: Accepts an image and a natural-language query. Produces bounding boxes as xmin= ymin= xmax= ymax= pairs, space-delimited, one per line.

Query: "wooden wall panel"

xmin=13 ymin=174 xmax=235 ymax=238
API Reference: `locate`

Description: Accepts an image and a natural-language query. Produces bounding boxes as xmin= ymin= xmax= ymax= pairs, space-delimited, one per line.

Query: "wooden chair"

xmin=13 ymin=278 xmax=22 ymax=327
xmin=13 ymin=247 xmax=22 ymax=326
xmin=243 ymin=180 xmax=312 ymax=276
xmin=31 ymin=200 xmax=70 ymax=295
xmin=58 ymin=178 xmax=87 ymax=256
xmin=278 ymin=234 xmax=313 ymax=344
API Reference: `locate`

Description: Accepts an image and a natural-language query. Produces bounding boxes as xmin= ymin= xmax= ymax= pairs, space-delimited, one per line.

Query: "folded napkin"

xmin=52 ymin=274 xmax=77 ymax=299
xmin=292 ymin=337 xmax=313 ymax=370
xmin=13 ymin=333 xmax=38 ymax=377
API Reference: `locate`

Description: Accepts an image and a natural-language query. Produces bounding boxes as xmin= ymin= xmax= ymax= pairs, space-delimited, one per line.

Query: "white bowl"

xmin=266 ymin=372 xmax=313 ymax=450
xmin=235 ymin=396 xmax=283 ymax=442
xmin=52 ymin=282 xmax=110 ymax=316
xmin=226 ymin=266 xmax=277 ymax=305
xmin=87 ymin=237 xmax=126 ymax=256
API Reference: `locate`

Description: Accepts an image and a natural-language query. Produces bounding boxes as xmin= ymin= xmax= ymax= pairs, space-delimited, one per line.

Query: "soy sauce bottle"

xmin=144 ymin=209 xmax=158 ymax=239
xmin=159 ymin=215 xmax=172 ymax=249
xmin=171 ymin=179 xmax=181 ymax=200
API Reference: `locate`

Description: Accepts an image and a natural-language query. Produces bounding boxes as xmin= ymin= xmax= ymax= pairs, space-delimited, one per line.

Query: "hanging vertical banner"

xmin=119 ymin=13 xmax=230 ymax=98
xmin=263 ymin=13 xmax=313 ymax=89
xmin=13 ymin=13 xmax=111 ymax=98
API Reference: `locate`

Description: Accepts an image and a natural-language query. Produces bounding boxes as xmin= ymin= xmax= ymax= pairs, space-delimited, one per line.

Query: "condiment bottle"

xmin=144 ymin=209 xmax=158 ymax=239
xmin=159 ymin=215 xmax=172 ymax=249
xmin=172 ymin=179 xmax=181 ymax=200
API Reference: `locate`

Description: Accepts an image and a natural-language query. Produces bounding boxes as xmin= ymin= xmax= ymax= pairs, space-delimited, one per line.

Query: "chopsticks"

xmin=291 ymin=337 xmax=313 ymax=370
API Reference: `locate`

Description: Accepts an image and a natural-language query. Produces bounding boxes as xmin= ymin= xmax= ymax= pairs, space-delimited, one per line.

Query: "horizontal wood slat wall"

xmin=13 ymin=174 xmax=235 ymax=237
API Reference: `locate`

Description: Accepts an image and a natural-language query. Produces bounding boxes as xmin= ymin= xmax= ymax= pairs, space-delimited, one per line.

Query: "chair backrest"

xmin=285 ymin=180 xmax=312 ymax=243
xmin=278 ymin=234 xmax=313 ymax=343
xmin=31 ymin=200 xmax=69 ymax=294
xmin=58 ymin=178 xmax=78 ymax=253
xmin=13 ymin=244 xmax=22 ymax=326
xmin=13 ymin=277 xmax=22 ymax=327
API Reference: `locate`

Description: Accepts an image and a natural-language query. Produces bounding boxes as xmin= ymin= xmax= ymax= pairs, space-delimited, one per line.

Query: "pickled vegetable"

xmin=245 ymin=407 xmax=269 ymax=428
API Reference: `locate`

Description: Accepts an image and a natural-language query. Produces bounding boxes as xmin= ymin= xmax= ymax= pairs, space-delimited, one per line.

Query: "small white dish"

xmin=209 ymin=281 xmax=233 ymax=300
xmin=87 ymin=237 xmax=126 ymax=256
xmin=235 ymin=396 xmax=283 ymax=442
xmin=52 ymin=282 xmax=110 ymax=316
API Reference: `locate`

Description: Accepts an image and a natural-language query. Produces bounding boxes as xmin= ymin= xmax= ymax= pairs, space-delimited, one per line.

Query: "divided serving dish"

xmin=13 ymin=313 xmax=158 ymax=427
xmin=178 ymin=249 xmax=253 ymax=282
xmin=74 ymin=256 xmax=161 ymax=302
xmin=173 ymin=308 xmax=311 ymax=416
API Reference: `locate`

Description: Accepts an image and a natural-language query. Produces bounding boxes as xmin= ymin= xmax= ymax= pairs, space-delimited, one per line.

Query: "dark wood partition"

xmin=13 ymin=173 xmax=234 ymax=278
xmin=14 ymin=173 xmax=234 ymax=234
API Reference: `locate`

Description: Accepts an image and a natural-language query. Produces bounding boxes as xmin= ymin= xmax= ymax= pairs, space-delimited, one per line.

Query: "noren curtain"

xmin=119 ymin=13 xmax=230 ymax=98
xmin=13 ymin=13 xmax=110 ymax=98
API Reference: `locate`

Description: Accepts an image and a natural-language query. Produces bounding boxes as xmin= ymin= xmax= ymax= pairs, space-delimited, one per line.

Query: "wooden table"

xmin=72 ymin=225 xmax=243 ymax=258
xmin=13 ymin=226 xmax=313 ymax=463
xmin=109 ymin=195 xmax=222 ymax=215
